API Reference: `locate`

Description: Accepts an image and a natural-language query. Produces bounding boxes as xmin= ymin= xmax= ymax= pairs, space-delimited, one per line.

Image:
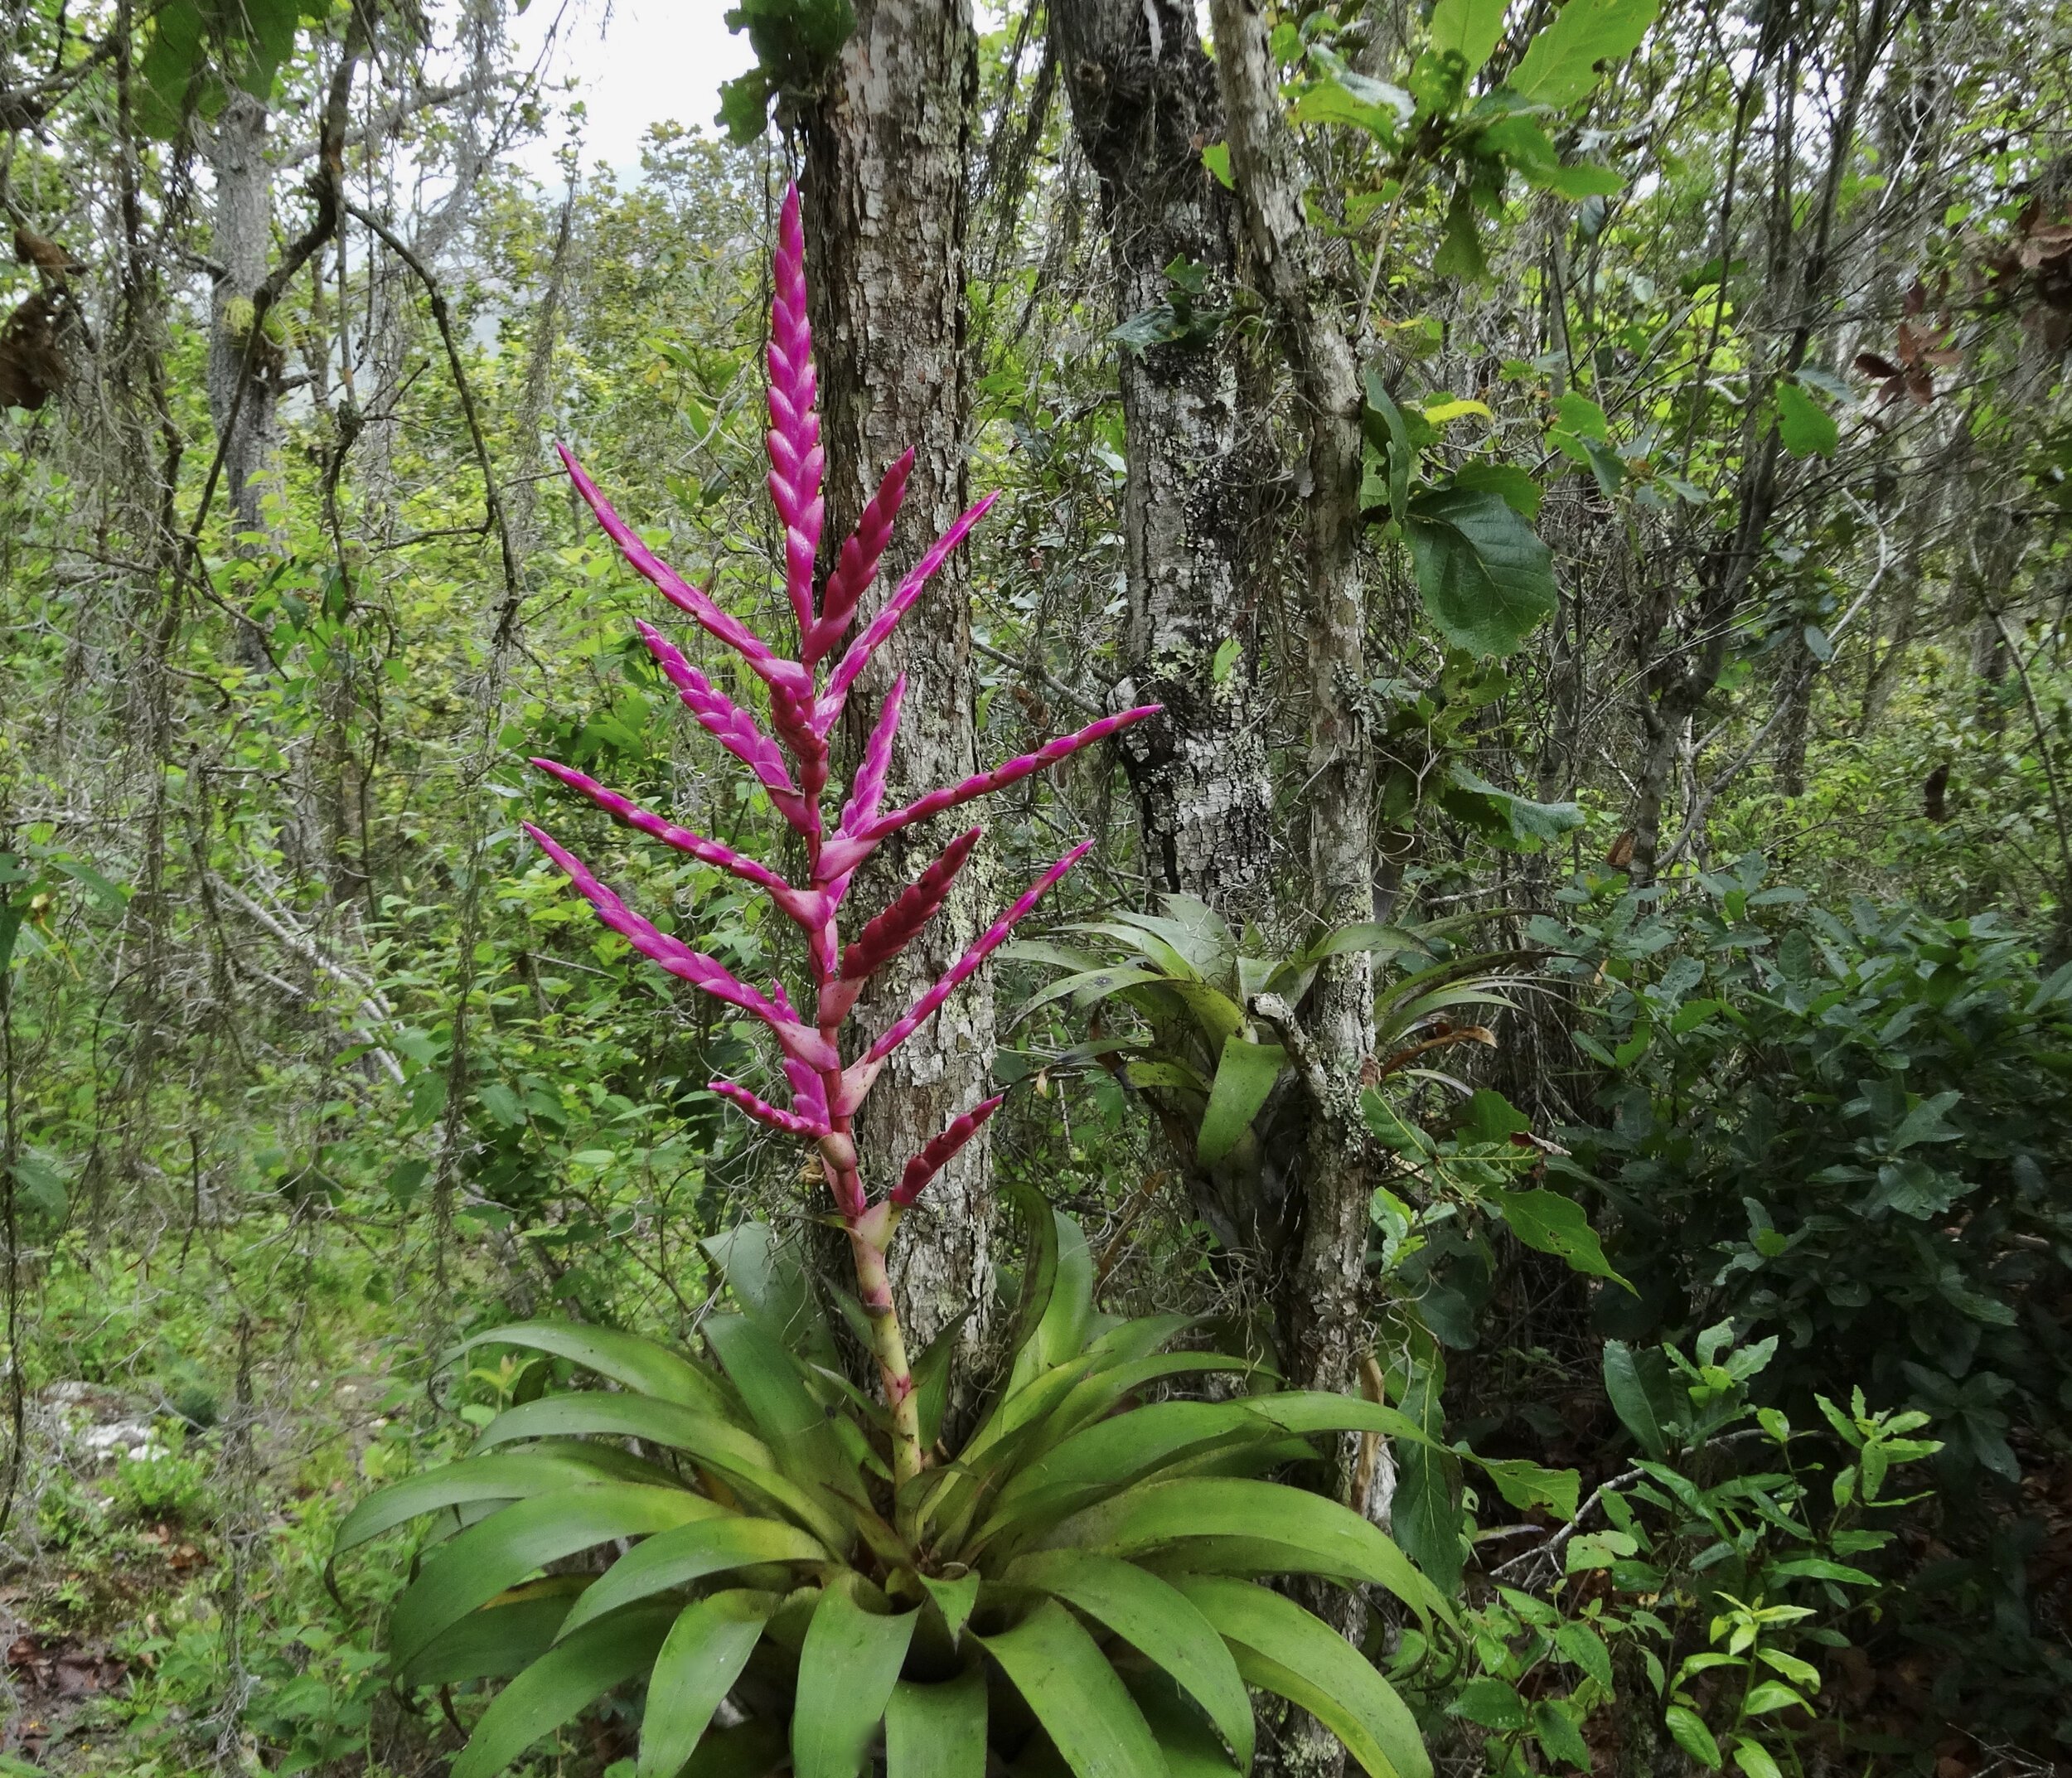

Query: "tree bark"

xmin=1211 ymin=12 xmax=1377 ymax=1768
xmin=1050 ymin=0 xmax=1275 ymax=919
xmin=803 ymin=0 xmax=990 ymax=1364
xmin=1209 ymin=0 xmax=1375 ymax=1406
xmin=207 ymin=89 xmax=284 ymax=552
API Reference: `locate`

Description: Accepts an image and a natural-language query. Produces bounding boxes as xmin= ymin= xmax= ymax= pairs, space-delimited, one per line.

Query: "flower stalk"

xmin=527 ymin=184 xmax=1158 ymax=1486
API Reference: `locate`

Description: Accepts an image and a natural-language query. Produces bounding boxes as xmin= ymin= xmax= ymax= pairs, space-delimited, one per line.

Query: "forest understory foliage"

xmin=2 ymin=0 xmax=2070 ymax=1772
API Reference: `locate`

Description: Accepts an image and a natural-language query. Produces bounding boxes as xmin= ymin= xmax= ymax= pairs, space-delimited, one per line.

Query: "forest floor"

xmin=0 ymin=1221 xmax=462 ymax=1777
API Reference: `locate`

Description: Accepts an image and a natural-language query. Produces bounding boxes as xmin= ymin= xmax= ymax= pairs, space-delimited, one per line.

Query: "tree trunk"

xmin=1050 ymin=0 xmax=1275 ymax=919
xmin=803 ymin=0 xmax=990 ymax=1365
xmin=208 ymin=90 xmax=283 ymax=553
xmin=1212 ymin=9 xmax=1377 ymax=1769
xmin=1209 ymin=0 xmax=1375 ymax=1406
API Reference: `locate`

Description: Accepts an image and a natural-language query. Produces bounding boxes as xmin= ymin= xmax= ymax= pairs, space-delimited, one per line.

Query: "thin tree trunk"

xmin=208 ymin=90 xmax=283 ymax=554
xmin=803 ymin=0 xmax=990 ymax=1365
xmin=1213 ymin=12 xmax=1378 ymax=1768
xmin=1210 ymin=0 xmax=1375 ymax=1407
xmin=1051 ymin=0 xmax=1275 ymax=919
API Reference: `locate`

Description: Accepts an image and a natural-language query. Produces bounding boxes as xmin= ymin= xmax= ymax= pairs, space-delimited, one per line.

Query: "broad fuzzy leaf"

xmin=1405 ymin=487 xmax=1557 ymax=658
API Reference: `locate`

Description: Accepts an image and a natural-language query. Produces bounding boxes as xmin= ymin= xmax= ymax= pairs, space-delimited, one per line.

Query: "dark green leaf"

xmin=885 ymin=1669 xmax=988 ymax=1778
xmin=559 ymin=1515 xmax=826 ymax=1638
xmin=399 ymin=1579 xmax=583 ymax=1688
xmin=1406 ymin=487 xmax=1557 ymax=657
xmin=1449 ymin=1675 xmax=1530 ymax=1730
xmin=390 ymin=1485 xmax=722 ymax=1667
xmin=1197 ymin=1035 xmax=1286 ymax=1166
xmin=1174 ymin=1577 xmax=1430 ymax=1778
xmin=450 ymin=1603 xmax=676 ymax=1778
xmin=1664 ymin=1703 xmax=1721 ymax=1768
xmin=1601 ymin=1340 xmax=1676 ymax=1458
xmin=1362 ymin=371 xmax=1413 ymax=526
xmin=1488 ymin=1188 xmax=1629 ymax=1285
xmin=1005 ymin=1550 xmax=1255 ymax=1768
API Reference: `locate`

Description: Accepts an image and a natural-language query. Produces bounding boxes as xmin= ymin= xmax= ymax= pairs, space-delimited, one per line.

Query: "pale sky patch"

xmin=504 ymin=0 xmax=756 ymax=182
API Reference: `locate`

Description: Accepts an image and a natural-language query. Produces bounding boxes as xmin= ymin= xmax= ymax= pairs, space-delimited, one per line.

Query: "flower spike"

xmin=711 ymin=1079 xmax=826 ymax=1138
xmin=527 ymin=758 xmax=792 ymax=895
xmin=766 ymin=187 xmax=823 ymax=640
xmin=816 ymin=705 xmax=1162 ymax=882
xmin=866 ymin=842 xmax=1093 ymax=1066
xmin=817 ymin=492 xmax=1000 ymax=731
xmin=534 ymin=182 xmax=1161 ymax=1484
xmin=636 ymin=622 xmax=811 ymax=830
xmin=841 ymin=827 xmax=980 ymax=982
xmin=559 ymin=445 xmax=810 ymax=699
xmin=523 ymin=823 xmax=830 ymax=1069
xmin=841 ymin=673 xmax=907 ymax=836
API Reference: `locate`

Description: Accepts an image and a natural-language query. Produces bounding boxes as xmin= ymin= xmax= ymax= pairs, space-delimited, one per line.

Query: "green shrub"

xmin=1550 ymin=857 xmax=2072 ymax=1482
xmin=110 ymin=1428 xmax=212 ymax=1523
xmin=1547 ymin=857 xmax=2072 ymax=1746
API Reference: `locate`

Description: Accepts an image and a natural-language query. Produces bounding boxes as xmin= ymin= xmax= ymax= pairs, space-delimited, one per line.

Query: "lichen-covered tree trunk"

xmin=1051 ymin=0 xmax=1275 ymax=920
xmin=207 ymin=90 xmax=283 ymax=551
xmin=803 ymin=0 xmax=990 ymax=1361
xmin=1210 ymin=0 xmax=1374 ymax=1406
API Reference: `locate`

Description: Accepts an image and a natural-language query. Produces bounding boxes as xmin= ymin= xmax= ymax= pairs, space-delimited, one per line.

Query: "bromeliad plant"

xmin=341 ymin=1205 xmax=1452 ymax=1778
xmin=340 ymin=187 xmax=1448 ymax=1778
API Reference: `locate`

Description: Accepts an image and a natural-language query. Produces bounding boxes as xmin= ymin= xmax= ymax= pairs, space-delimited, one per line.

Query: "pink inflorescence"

xmin=526 ymin=182 xmax=1159 ymax=1223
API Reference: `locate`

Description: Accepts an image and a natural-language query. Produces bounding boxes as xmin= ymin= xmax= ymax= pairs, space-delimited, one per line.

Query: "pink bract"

xmin=528 ymin=182 xmax=1158 ymax=1237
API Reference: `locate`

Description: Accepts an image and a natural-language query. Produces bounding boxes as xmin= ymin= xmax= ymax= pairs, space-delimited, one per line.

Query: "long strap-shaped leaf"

xmin=450 ymin=1601 xmax=678 ymax=1778
xmin=1041 ymin=1477 xmax=1450 ymax=1631
xmin=1003 ymin=1550 xmax=1255 ymax=1771
xmin=680 ymin=1721 xmax=787 ymax=1778
xmin=926 ymin=1354 xmax=1251 ymax=1553
xmin=884 ymin=1668 xmax=987 ymax=1778
xmin=338 ymin=1448 xmax=667 ymax=1553
xmin=1170 ymin=1577 xmax=1431 ymax=1778
xmin=792 ymin=1584 xmax=919 ymax=1778
xmin=976 ymin=1597 xmax=1164 ymax=1778
xmin=704 ymin=1313 xmax=854 ymax=1490
xmin=448 ymin=1320 xmax=730 ymax=1413
xmin=636 ymin=1589 xmax=782 ymax=1778
xmin=987 ymin=1390 xmax=1436 ymax=1543
xmin=390 ymin=1485 xmax=723 ymax=1667
xmin=399 ymin=1577 xmax=585 ymax=1688
xmin=558 ymin=1516 xmax=830 ymax=1639
xmin=1125 ymin=1669 xmax=1242 ymax=1778
xmin=471 ymin=1392 xmax=846 ymax=1549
